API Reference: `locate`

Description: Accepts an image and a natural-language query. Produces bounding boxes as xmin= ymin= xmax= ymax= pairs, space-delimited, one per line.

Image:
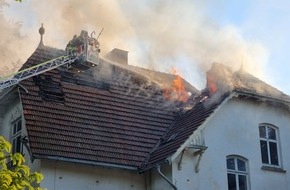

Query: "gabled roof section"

xmin=232 ymin=69 xmax=290 ymax=102
xmin=206 ymin=63 xmax=290 ymax=102
xmin=19 ymin=44 xmax=196 ymax=169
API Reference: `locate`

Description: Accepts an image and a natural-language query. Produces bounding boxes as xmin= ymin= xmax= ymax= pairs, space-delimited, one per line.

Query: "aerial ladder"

xmin=0 ymin=30 xmax=101 ymax=91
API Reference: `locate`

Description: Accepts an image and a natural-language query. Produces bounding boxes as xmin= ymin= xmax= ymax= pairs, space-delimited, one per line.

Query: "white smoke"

xmin=1 ymin=0 xmax=268 ymax=89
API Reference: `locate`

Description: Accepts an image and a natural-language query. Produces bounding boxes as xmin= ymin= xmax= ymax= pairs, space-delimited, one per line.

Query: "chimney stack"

xmin=106 ymin=48 xmax=128 ymax=65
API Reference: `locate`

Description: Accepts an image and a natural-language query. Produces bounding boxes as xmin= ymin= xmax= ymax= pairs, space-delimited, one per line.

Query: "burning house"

xmin=1 ymin=26 xmax=290 ymax=190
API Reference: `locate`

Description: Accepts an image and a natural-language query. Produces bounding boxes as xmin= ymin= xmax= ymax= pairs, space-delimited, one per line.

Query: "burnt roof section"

xmin=205 ymin=63 xmax=290 ymax=102
xmin=142 ymin=63 xmax=290 ymax=170
xmin=19 ymin=45 xmax=190 ymax=169
xmin=232 ymin=69 xmax=290 ymax=102
xmin=125 ymin=65 xmax=200 ymax=96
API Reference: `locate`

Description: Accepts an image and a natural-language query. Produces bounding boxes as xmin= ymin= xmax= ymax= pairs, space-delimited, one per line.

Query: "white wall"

xmin=0 ymin=100 xmax=21 ymax=139
xmin=0 ymin=99 xmax=41 ymax=176
xmin=150 ymin=163 xmax=174 ymax=190
xmin=40 ymin=160 xmax=146 ymax=190
xmin=172 ymin=98 xmax=290 ymax=190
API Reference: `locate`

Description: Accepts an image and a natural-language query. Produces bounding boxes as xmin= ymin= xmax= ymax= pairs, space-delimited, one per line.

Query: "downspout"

xmin=156 ymin=165 xmax=178 ymax=190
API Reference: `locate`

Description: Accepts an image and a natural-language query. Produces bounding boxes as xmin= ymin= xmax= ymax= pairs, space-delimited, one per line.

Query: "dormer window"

xmin=11 ymin=118 xmax=22 ymax=153
xmin=259 ymin=124 xmax=280 ymax=166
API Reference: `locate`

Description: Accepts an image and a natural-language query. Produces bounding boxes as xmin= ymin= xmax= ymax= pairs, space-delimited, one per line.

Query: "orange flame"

xmin=164 ymin=68 xmax=190 ymax=102
xmin=206 ymin=75 xmax=218 ymax=95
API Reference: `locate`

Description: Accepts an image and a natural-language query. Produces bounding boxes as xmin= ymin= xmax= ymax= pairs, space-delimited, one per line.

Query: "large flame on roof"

xmin=163 ymin=68 xmax=190 ymax=102
xmin=206 ymin=75 xmax=218 ymax=95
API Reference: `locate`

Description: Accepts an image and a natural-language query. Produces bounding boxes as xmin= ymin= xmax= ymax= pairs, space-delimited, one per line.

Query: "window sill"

xmin=261 ymin=166 xmax=286 ymax=173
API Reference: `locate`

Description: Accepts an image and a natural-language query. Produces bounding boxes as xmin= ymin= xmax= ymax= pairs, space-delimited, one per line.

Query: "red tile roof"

xmin=19 ymin=46 xmax=197 ymax=169
xmin=143 ymin=94 xmax=227 ymax=170
xmin=19 ymin=46 xmax=290 ymax=171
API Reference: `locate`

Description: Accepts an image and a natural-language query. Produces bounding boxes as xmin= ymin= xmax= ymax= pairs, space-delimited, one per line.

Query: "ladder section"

xmin=0 ymin=55 xmax=78 ymax=90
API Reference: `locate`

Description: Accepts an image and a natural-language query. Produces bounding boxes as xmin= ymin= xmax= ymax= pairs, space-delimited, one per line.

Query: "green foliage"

xmin=0 ymin=136 xmax=44 ymax=190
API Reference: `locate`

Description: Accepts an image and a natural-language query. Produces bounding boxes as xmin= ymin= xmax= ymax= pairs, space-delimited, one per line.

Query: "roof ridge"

xmin=127 ymin=64 xmax=175 ymax=76
xmin=233 ymin=69 xmax=290 ymax=99
xmin=19 ymin=45 xmax=65 ymax=71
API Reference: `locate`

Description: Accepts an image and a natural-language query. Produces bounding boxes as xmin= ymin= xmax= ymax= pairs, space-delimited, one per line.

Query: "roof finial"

xmin=38 ymin=23 xmax=45 ymax=47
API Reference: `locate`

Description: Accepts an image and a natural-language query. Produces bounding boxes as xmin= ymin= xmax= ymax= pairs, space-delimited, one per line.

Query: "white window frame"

xmin=227 ymin=156 xmax=250 ymax=190
xmin=259 ymin=123 xmax=281 ymax=167
xmin=11 ymin=118 xmax=22 ymax=154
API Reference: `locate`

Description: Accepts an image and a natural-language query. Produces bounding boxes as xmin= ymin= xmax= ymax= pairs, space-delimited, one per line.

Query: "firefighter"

xmin=66 ymin=35 xmax=78 ymax=55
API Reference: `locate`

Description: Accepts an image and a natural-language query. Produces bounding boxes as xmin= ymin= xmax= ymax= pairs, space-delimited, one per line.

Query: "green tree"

xmin=0 ymin=136 xmax=44 ymax=190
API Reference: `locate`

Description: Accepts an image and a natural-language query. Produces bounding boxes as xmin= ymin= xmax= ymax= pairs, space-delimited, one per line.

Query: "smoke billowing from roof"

xmin=1 ymin=0 xmax=268 ymax=89
xmin=0 ymin=2 xmax=29 ymax=76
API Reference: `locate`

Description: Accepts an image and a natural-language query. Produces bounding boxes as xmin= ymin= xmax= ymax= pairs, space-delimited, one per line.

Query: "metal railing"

xmin=0 ymin=55 xmax=78 ymax=90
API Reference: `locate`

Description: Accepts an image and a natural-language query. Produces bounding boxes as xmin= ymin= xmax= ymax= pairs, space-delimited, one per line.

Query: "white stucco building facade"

xmin=167 ymin=96 xmax=290 ymax=190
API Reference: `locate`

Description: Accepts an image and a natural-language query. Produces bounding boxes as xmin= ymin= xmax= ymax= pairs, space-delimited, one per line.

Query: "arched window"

xmin=227 ymin=156 xmax=249 ymax=190
xmin=259 ymin=123 xmax=280 ymax=166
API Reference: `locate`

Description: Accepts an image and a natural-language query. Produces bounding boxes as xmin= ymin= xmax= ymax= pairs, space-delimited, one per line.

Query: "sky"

xmin=1 ymin=0 xmax=290 ymax=94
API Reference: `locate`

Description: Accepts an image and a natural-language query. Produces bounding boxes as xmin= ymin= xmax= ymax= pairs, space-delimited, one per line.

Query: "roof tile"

xmin=20 ymin=46 xmax=184 ymax=168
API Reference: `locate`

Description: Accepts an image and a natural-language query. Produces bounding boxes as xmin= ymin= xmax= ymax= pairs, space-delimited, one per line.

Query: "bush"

xmin=0 ymin=136 xmax=44 ymax=190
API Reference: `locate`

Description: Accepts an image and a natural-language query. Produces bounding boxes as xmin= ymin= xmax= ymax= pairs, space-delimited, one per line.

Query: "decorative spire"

xmin=38 ymin=23 xmax=45 ymax=47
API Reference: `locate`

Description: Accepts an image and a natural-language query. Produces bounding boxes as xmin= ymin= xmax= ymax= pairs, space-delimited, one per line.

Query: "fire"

xmin=164 ymin=68 xmax=190 ymax=102
xmin=206 ymin=75 xmax=218 ymax=95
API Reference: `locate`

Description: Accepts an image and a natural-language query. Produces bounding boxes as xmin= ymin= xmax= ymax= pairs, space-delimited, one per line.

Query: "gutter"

xmin=156 ymin=165 xmax=177 ymax=190
xmin=35 ymin=155 xmax=138 ymax=171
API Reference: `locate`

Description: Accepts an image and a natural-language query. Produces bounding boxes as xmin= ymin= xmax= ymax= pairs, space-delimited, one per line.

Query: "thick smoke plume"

xmin=1 ymin=0 xmax=268 ymax=89
xmin=0 ymin=1 xmax=32 ymax=76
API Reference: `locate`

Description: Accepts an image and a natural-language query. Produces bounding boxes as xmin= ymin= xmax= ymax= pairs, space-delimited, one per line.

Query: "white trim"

xmin=226 ymin=156 xmax=250 ymax=190
xmin=259 ymin=124 xmax=281 ymax=167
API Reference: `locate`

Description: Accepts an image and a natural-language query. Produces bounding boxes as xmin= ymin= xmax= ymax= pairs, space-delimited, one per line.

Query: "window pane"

xmin=260 ymin=140 xmax=269 ymax=164
xmin=12 ymin=139 xmax=16 ymax=153
xmin=227 ymin=173 xmax=237 ymax=190
xmin=238 ymin=175 xmax=247 ymax=190
xmin=259 ymin=126 xmax=266 ymax=138
xmin=269 ymin=142 xmax=279 ymax=166
xmin=227 ymin=158 xmax=235 ymax=170
xmin=17 ymin=120 xmax=22 ymax=132
xmin=267 ymin=127 xmax=276 ymax=140
xmin=13 ymin=124 xmax=17 ymax=135
xmin=237 ymin=159 xmax=246 ymax=171
xmin=16 ymin=136 xmax=21 ymax=153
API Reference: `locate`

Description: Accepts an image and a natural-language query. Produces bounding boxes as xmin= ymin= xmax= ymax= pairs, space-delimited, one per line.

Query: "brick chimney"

xmin=106 ymin=48 xmax=128 ymax=65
